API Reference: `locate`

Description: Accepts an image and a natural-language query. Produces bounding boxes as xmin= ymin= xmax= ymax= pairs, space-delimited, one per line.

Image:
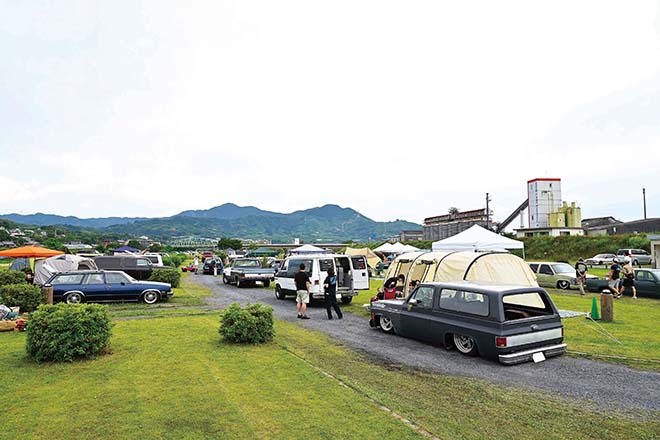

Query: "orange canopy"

xmin=0 ymin=245 xmax=64 ymax=258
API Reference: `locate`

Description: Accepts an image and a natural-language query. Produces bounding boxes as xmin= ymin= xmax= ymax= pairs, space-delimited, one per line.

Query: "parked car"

xmin=367 ymin=281 xmax=566 ymax=365
xmin=274 ymin=254 xmax=369 ymax=303
xmin=181 ymin=263 xmax=197 ymax=273
xmin=586 ymin=268 xmax=660 ymax=298
xmin=45 ymin=270 xmax=173 ymax=304
xmin=584 ymin=253 xmax=616 ymax=267
xmin=616 ymin=249 xmax=653 ymax=266
xmin=202 ymin=258 xmax=224 ymax=275
xmin=94 ymin=256 xmax=154 ymax=280
xmin=223 ymin=258 xmax=274 ymax=287
xmin=528 ymin=262 xmax=597 ymax=290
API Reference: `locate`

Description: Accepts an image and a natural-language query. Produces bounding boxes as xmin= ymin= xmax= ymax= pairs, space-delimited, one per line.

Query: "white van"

xmin=274 ymin=254 xmax=369 ymax=303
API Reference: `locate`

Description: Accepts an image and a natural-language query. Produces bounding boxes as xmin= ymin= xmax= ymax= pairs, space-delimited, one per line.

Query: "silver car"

xmin=584 ymin=253 xmax=616 ymax=267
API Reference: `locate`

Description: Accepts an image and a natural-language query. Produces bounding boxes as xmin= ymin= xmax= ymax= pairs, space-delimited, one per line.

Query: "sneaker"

xmin=297 ymin=314 xmax=302 ymax=319
xmin=337 ymin=315 xmax=343 ymax=319
xmin=301 ymin=315 xmax=310 ymax=320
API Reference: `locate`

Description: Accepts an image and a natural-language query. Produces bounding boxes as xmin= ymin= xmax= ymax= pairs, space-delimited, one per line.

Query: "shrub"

xmin=0 ymin=283 xmax=44 ymax=312
xmin=148 ymin=268 xmax=181 ymax=288
xmin=219 ymin=303 xmax=274 ymax=344
xmin=163 ymin=254 xmax=186 ymax=268
xmin=26 ymin=303 xmax=113 ymax=363
xmin=0 ymin=270 xmax=28 ymax=287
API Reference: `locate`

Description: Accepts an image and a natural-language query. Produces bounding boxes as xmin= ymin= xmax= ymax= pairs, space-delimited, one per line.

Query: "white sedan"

xmin=584 ymin=254 xmax=616 ymax=267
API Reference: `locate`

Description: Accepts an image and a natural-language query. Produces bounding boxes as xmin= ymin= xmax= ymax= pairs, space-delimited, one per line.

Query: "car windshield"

xmin=551 ymin=263 xmax=574 ymax=274
xmin=594 ymin=254 xmax=611 ymax=258
xmin=235 ymin=259 xmax=261 ymax=268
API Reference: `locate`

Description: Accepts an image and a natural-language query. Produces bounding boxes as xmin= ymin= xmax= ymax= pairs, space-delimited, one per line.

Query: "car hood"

xmin=135 ymin=280 xmax=171 ymax=289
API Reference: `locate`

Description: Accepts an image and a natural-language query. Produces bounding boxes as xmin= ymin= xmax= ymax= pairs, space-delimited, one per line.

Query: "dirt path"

xmin=192 ymin=274 xmax=660 ymax=413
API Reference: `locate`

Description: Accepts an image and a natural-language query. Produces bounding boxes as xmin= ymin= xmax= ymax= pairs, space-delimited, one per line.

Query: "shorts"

xmin=296 ymin=290 xmax=309 ymax=304
xmin=608 ymin=279 xmax=620 ymax=290
xmin=622 ymin=277 xmax=636 ymax=287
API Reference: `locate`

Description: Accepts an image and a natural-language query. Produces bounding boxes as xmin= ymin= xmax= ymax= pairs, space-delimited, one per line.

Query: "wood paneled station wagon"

xmin=368 ymin=281 xmax=566 ymax=365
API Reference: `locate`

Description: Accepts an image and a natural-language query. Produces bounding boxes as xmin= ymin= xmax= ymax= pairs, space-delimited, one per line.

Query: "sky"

xmin=1 ymin=1 xmax=660 ymax=226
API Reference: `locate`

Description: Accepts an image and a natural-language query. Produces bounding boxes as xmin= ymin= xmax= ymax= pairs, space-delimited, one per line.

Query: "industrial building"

xmin=514 ymin=178 xmax=583 ymax=237
xmin=423 ymin=209 xmax=488 ymax=241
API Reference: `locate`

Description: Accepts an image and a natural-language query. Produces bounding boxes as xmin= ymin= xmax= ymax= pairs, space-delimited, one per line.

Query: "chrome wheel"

xmin=142 ymin=291 xmax=159 ymax=304
xmin=453 ymin=334 xmax=478 ymax=356
xmin=275 ymin=285 xmax=285 ymax=300
xmin=65 ymin=292 xmax=83 ymax=304
xmin=557 ymin=280 xmax=570 ymax=290
xmin=378 ymin=315 xmax=395 ymax=334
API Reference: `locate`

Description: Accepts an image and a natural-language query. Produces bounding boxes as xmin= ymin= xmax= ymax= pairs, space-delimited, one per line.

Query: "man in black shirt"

xmin=294 ymin=263 xmax=311 ymax=319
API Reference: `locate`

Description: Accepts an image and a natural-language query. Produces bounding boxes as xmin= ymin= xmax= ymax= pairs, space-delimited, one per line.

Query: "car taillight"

xmin=495 ymin=337 xmax=507 ymax=348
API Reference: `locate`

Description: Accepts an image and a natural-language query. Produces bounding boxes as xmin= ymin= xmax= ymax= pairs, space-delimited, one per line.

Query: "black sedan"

xmin=45 ymin=270 xmax=173 ymax=304
xmin=367 ymin=281 xmax=566 ymax=365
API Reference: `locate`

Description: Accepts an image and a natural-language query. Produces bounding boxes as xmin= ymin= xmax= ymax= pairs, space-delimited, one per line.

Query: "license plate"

xmin=532 ymin=352 xmax=546 ymax=363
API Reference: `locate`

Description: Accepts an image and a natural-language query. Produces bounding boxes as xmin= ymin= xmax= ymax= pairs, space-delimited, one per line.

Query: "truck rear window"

xmin=503 ymin=292 xmax=553 ymax=320
xmin=351 ymin=257 xmax=366 ymax=270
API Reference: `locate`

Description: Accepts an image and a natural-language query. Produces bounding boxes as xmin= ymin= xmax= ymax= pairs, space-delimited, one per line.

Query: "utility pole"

xmin=485 ymin=193 xmax=491 ymax=230
xmin=643 ymin=188 xmax=647 ymax=219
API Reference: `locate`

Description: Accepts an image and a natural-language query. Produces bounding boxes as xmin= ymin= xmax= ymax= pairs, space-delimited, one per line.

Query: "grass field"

xmin=1 ymin=314 xmax=658 ymax=439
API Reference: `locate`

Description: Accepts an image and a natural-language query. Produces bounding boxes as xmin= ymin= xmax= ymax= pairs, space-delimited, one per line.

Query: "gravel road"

xmin=192 ymin=275 xmax=660 ymax=413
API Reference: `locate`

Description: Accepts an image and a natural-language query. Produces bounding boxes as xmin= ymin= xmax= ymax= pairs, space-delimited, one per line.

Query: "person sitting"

xmin=374 ymin=274 xmax=405 ymax=301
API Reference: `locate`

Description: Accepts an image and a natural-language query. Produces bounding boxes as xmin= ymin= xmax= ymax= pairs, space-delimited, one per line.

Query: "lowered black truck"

xmin=223 ymin=258 xmax=275 ymax=288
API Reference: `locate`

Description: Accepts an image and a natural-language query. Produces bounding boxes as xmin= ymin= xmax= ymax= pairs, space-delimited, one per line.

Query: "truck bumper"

xmin=498 ymin=343 xmax=567 ymax=365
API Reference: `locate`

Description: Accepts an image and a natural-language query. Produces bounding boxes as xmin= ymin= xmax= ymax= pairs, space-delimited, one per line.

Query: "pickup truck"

xmin=223 ymin=258 xmax=275 ymax=288
xmin=586 ymin=268 xmax=660 ymax=298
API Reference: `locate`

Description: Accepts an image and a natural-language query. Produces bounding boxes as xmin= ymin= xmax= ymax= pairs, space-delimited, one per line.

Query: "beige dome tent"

xmin=384 ymin=250 xmax=537 ymax=298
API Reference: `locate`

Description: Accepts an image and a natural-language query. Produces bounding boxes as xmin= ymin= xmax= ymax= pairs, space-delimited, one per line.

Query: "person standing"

xmin=620 ymin=257 xmax=638 ymax=299
xmin=323 ymin=267 xmax=343 ymax=320
xmin=608 ymin=259 xmax=622 ymax=298
xmin=574 ymin=258 xmax=588 ymax=295
xmin=295 ymin=263 xmax=311 ymax=319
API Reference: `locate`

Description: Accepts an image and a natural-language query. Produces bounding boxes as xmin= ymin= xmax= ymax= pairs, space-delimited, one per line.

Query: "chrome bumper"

xmin=498 ymin=343 xmax=567 ymax=365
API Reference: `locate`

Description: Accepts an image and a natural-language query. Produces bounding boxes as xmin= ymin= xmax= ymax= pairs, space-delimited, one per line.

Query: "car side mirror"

xmin=409 ymin=298 xmax=418 ymax=305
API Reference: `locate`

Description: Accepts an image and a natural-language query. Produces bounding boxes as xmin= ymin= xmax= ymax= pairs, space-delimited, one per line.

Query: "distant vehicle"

xmin=143 ymin=253 xmax=165 ymax=267
xmin=274 ymin=254 xmax=369 ymax=303
xmin=202 ymin=258 xmax=224 ymax=275
xmin=616 ymin=249 xmax=653 ymax=266
xmin=367 ymin=281 xmax=566 ymax=365
xmin=45 ymin=270 xmax=172 ymax=304
xmin=528 ymin=262 xmax=597 ymax=290
xmin=586 ymin=268 xmax=660 ymax=298
xmin=94 ymin=256 xmax=154 ymax=280
xmin=223 ymin=258 xmax=274 ymax=287
xmin=584 ymin=254 xmax=616 ymax=267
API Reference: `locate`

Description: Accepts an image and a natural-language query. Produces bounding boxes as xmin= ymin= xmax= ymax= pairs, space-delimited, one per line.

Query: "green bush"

xmin=26 ymin=303 xmax=113 ymax=363
xmin=148 ymin=268 xmax=181 ymax=288
xmin=0 ymin=270 xmax=28 ymax=287
xmin=163 ymin=254 xmax=186 ymax=268
xmin=0 ymin=283 xmax=44 ymax=312
xmin=219 ymin=303 xmax=274 ymax=344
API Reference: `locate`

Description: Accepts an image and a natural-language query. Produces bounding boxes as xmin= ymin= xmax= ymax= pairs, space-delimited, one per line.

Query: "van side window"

xmin=136 ymin=259 xmax=150 ymax=267
xmin=350 ymin=257 xmax=366 ymax=270
xmin=319 ymin=259 xmax=333 ymax=272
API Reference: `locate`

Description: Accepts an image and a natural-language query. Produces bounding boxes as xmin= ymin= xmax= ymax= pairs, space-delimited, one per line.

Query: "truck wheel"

xmin=453 ymin=334 xmax=478 ymax=356
xmin=340 ymin=296 xmax=353 ymax=304
xmin=222 ymin=275 xmax=230 ymax=284
xmin=378 ymin=315 xmax=395 ymax=334
xmin=557 ymin=280 xmax=570 ymax=290
xmin=275 ymin=285 xmax=286 ymax=300
xmin=236 ymin=277 xmax=242 ymax=288
xmin=263 ymin=280 xmax=270 ymax=288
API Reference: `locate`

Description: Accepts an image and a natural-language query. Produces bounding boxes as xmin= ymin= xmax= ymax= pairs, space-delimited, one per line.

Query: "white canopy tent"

xmin=432 ymin=225 xmax=525 ymax=257
xmin=289 ymin=244 xmax=329 ymax=255
xmin=33 ymin=254 xmax=98 ymax=285
xmin=373 ymin=242 xmax=418 ymax=255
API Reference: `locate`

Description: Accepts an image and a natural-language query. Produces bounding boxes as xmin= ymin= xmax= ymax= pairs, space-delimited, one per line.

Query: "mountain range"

xmin=0 ymin=204 xmax=420 ymax=242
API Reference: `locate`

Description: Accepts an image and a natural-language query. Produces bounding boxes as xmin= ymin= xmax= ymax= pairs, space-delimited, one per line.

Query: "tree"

xmin=127 ymin=240 xmax=145 ymax=250
xmin=148 ymin=243 xmax=163 ymax=252
xmin=217 ymin=237 xmax=242 ymax=250
xmin=448 ymin=207 xmax=460 ymax=215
